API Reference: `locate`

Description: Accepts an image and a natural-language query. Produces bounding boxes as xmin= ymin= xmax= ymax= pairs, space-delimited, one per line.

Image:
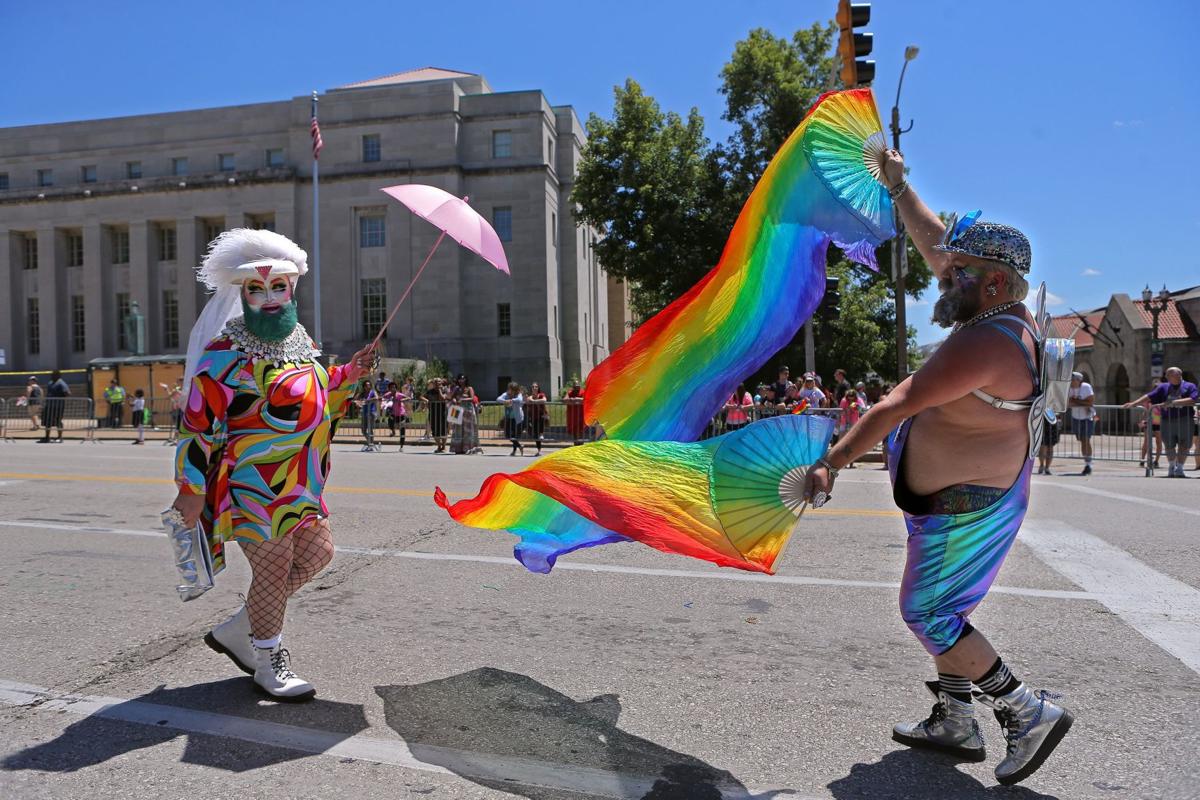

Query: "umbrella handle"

xmin=370 ymin=230 xmax=447 ymax=350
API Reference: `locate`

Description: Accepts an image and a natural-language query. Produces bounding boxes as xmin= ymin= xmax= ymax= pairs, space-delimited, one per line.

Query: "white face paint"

xmin=242 ymin=275 xmax=293 ymax=313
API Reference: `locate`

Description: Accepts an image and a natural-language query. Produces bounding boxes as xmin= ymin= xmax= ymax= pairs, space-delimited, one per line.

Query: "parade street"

xmin=0 ymin=441 xmax=1196 ymax=800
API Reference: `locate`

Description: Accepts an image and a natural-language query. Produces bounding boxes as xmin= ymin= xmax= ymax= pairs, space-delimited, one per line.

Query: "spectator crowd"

xmin=24 ymin=360 xmax=1196 ymax=473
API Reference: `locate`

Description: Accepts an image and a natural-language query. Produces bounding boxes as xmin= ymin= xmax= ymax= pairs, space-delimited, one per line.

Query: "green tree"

xmin=716 ymin=24 xmax=840 ymax=199
xmin=573 ymin=23 xmax=938 ymax=383
xmin=570 ymin=80 xmax=725 ymax=320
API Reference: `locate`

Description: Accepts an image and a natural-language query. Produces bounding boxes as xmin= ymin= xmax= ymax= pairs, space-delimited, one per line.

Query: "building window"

xmin=247 ymin=213 xmax=275 ymax=232
xmin=493 ymin=207 xmax=512 ymax=242
xmin=492 ymin=130 xmax=512 ymax=158
xmin=547 ymin=136 xmax=554 ymax=165
xmin=218 ymin=153 xmax=235 ymax=172
xmin=116 ymin=293 xmax=131 ymax=351
xmin=22 ymin=234 xmax=38 ymax=270
xmin=359 ymin=215 xmax=386 ymax=248
xmin=162 ymin=289 xmax=179 ymax=349
xmin=71 ymin=296 xmax=86 ymax=353
xmin=37 ymin=169 xmax=53 ymax=187
xmin=551 ymin=212 xmax=557 ymax=247
xmin=126 ymin=161 xmax=142 ymax=179
xmin=266 ymin=148 xmax=284 ymax=168
xmin=203 ymin=219 xmax=223 ymax=245
xmin=172 ymin=157 xmax=188 ymax=176
xmin=497 ymin=303 xmax=512 ymax=337
xmin=27 ymin=298 xmax=40 ymax=355
xmin=112 ymin=228 xmax=130 ymax=264
xmin=81 ymin=165 xmax=97 ymax=183
xmin=66 ymin=232 xmax=84 ymax=267
xmin=361 ymin=278 xmax=386 ymax=340
xmin=362 ymin=134 xmax=381 ymax=163
xmin=0 ymin=173 xmax=8 ymax=190
xmin=157 ymin=225 xmax=177 ymax=261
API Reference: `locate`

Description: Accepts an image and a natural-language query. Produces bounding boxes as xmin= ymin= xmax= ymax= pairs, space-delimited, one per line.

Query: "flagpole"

xmin=311 ymin=90 xmax=323 ymax=350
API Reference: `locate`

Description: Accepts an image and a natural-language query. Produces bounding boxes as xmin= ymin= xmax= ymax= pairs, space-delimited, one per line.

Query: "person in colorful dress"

xmin=171 ymin=229 xmax=374 ymax=701
xmin=450 ymin=375 xmax=481 ymax=455
xmin=565 ymin=380 xmax=586 ymax=445
xmin=804 ymin=150 xmax=1073 ymax=787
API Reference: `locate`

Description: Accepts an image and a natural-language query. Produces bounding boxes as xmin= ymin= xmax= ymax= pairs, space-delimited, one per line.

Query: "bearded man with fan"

xmin=171 ymin=229 xmax=376 ymax=702
xmin=804 ymin=150 xmax=1072 ymax=787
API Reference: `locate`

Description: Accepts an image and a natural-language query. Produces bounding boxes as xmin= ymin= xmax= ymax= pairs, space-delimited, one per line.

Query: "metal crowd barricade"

xmin=36 ymin=396 xmax=97 ymax=442
xmin=0 ymin=398 xmax=8 ymax=442
xmin=704 ymin=402 xmax=846 ymax=439
xmin=1043 ymin=404 xmax=1168 ymax=470
xmin=145 ymin=396 xmax=182 ymax=444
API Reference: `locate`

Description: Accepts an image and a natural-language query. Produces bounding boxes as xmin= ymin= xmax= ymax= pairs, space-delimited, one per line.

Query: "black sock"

xmin=938 ymin=673 xmax=973 ymax=704
xmin=975 ymin=657 xmax=1020 ymax=697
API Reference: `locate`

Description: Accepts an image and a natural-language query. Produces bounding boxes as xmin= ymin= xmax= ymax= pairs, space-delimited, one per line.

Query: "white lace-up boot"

xmin=253 ymin=642 xmax=316 ymax=702
xmin=892 ymin=681 xmax=986 ymax=761
xmin=204 ymin=605 xmax=255 ymax=675
xmin=975 ymin=683 xmax=1073 ymax=785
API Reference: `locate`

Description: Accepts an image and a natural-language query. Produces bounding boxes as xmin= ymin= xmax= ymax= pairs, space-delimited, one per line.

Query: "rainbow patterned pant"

xmin=888 ymin=420 xmax=1033 ymax=655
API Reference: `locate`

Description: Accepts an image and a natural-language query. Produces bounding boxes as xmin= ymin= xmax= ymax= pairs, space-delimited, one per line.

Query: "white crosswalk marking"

xmin=0 ymin=679 xmax=803 ymax=799
xmin=1021 ymin=520 xmax=1200 ymax=676
xmin=0 ymin=518 xmax=1095 ymax=600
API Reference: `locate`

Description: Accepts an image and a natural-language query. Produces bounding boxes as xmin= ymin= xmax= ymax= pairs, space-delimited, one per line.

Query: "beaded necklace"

xmin=952 ymin=300 xmax=1021 ymax=333
xmin=224 ymin=316 xmax=320 ymax=367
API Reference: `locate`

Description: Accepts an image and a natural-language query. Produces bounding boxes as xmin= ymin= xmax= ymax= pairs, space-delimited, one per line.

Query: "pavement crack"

xmin=48 ymin=625 xmax=205 ymax=700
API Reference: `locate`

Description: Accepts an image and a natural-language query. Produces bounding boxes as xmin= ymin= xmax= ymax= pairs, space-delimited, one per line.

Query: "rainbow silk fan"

xmin=437 ymin=89 xmax=895 ymax=574
xmin=709 ymin=415 xmax=836 ymax=568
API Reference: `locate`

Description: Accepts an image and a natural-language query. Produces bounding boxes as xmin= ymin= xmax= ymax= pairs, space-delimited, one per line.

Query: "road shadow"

xmin=2 ymin=678 xmax=369 ymax=773
xmin=827 ymin=749 xmax=1061 ymax=799
xmin=376 ymin=667 xmax=792 ymax=800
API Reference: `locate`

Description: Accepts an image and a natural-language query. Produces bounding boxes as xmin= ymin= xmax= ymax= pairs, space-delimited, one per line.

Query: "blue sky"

xmin=4 ymin=0 xmax=1198 ymax=344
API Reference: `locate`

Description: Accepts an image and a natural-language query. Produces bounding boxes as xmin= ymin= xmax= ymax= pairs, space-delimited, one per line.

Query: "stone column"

xmin=0 ymin=231 xmax=14 ymax=370
xmin=128 ymin=221 xmax=153 ymax=355
xmin=35 ymin=226 xmax=62 ymax=369
xmin=82 ymin=224 xmax=107 ymax=362
xmin=175 ymin=217 xmax=199 ymax=337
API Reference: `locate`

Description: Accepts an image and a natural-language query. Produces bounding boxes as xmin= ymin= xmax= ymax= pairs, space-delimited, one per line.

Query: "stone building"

xmin=0 ymin=67 xmax=630 ymax=395
xmin=1050 ymin=285 xmax=1200 ymax=404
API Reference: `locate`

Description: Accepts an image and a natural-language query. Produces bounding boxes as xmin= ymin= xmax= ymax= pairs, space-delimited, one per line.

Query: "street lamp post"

xmin=1140 ymin=284 xmax=1169 ymax=478
xmin=891 ymin=46 xmax=918 ymax=380
xmin=1141 ymin=284 xmax=1170 ymax=382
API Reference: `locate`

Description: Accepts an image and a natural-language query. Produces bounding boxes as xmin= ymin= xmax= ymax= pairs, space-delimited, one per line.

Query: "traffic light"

xmin=823 ymin=276 xmax=842 ymax=320
xmin=837 ymin=1 xmax=875 ymax=87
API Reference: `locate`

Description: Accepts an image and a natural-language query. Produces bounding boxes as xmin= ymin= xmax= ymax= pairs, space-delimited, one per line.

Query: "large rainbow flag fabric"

xmin=437 ymin=89 xmax=895 ymax=574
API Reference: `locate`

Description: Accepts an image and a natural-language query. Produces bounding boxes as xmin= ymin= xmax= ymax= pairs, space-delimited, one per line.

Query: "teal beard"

xmin=242 ymin=298 xmax=299 ymax=341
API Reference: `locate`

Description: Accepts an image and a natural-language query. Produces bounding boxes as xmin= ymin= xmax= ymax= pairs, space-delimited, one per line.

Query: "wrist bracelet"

xmin=816 ymin=457 xmax=840 ymax=479
xmin=888 ymin=180 xmax=909 ymax=200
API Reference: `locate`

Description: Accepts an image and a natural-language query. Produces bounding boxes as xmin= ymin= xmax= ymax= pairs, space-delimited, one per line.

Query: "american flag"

xmin=310 ymin=114 xmax=323 ymax=160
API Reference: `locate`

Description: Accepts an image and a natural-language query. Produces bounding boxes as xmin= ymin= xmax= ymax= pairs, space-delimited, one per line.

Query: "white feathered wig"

xmin=184 ymin=229 xmax=311 ymax=388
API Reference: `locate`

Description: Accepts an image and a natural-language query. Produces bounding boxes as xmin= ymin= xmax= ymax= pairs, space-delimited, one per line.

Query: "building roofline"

xmin=0 ymin=97 xmax=292 ymax=136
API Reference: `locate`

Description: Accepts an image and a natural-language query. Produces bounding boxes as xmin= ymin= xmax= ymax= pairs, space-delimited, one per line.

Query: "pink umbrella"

xmin=371 ymin=184 xmax=510 ymax=347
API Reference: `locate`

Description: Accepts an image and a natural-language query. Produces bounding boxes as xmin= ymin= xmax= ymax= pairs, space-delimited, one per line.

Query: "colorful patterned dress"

xmin=174 ymin=318 xmax=358 ymax=572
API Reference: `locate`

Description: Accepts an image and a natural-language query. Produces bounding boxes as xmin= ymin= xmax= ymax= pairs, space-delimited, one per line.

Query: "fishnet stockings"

xmin=240 ymin=518 xmax=335 ymax=640
xmin=287 ymin=518 xmax=334 ymax=595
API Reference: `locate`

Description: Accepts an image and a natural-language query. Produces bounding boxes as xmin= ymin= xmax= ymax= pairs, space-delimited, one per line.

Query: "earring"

xmin=987 ymin=285 xmax=998 ymax=297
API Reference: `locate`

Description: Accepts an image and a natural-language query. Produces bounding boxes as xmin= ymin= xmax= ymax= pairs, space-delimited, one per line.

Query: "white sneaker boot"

xmin=203 ymin=606 xmax=255 ymax=675
xmin=892 ymin=681 xmax=986 ymax=761
xmin=253 ymin=642 xmax=316 ymax=702
xmin=975 ymin=684 xmax=1073 ymax=786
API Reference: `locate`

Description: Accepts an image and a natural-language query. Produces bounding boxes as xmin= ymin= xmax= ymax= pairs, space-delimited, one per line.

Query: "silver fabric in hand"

xmin=162 ymin=507 xmax=214 ymax=601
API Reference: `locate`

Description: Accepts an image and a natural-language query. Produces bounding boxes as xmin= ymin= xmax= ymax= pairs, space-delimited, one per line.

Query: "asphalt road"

xmin=0 ymin=440 xmax=1197 ymax=800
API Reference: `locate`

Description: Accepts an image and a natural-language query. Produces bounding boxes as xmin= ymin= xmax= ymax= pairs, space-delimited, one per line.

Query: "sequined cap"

xmin=934 ymin=211 xmax=1031 ymax=275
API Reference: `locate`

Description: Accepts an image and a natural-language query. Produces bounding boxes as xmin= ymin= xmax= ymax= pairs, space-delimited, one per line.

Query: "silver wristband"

xmin=816 ymin=457 xmax=840 ymax=480
xmin=888 ymin=180 xmax=909 ymax=200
